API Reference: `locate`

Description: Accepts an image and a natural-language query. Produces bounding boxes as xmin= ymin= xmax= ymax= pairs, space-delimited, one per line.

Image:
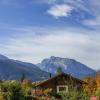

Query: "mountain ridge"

xmin=0 ymin=55 xmax=49 ymax=81
xmin=0 ymin=55 xmax=97 ymax=80
xmin=37 ymin=56 xmax=96 ymax=79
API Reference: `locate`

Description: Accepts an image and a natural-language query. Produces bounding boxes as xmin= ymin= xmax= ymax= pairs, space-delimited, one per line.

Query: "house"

xmin=35 ymin=73 xmax=86 ymax=95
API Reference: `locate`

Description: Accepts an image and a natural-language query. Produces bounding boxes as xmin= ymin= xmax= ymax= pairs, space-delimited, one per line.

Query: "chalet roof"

xmin=35 ymin=72 xmax=86 ymax=87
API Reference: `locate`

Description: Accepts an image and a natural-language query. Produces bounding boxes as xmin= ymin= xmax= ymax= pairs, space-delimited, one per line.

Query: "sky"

xmin=0 ymin=0 xmax=100 ymax=70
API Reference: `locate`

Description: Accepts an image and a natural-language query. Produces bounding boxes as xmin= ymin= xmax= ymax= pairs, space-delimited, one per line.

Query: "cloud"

xmin=0 ymin=26 xmax=100 ymax=70
xmin=47 ymin=4 xmax=73 ymax=18
xmin=81 ymin=0 xmax=100 ymax=28
xmin=34 ymin=0 xmax=100 ymax=29
xmin=34 ymin=0 xmax=89 ymax=12
xmin=83 ymin=16 xmax=100 ymax=27
xmin=0 ymin=0 xmax=100 ymax=69
xmin=2 ymin=0 xmax=99 ymax=28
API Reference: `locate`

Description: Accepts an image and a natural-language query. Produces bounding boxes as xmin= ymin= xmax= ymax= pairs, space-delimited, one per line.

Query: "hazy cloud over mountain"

xmin=0 ymin=0 xmax=100 ymax=69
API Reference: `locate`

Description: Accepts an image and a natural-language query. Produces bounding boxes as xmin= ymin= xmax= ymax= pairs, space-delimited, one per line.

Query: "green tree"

xmin=56 ymin=67 xmax=63 ymax=74
xmin=7 ymin=82 xmax=25 ymax=100
xmin=20 ymin=73 xmax=26 ymax=82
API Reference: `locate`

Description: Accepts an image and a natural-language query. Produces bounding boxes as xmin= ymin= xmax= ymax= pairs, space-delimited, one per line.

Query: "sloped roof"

xmin=35 ymin=72 xmax=86 ymax=87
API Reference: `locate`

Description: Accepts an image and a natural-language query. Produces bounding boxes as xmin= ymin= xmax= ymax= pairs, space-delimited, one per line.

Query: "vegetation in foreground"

xmin=0 ymin=71 xmax=100 ymax=100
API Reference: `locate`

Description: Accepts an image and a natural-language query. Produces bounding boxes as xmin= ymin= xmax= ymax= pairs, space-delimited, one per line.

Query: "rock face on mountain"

xmin=0 ymin=55 xmax=49 ymax=81
xmin=37 ymin=56 xmax=96 ymax=79
xmin=0 ymin=54 xmax=96 ymax=81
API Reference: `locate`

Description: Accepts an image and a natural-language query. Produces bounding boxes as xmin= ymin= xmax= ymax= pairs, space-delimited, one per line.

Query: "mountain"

xmin=0 ymin=54 xmax=9 ymax=60
xmin=0 ymin=54 xmax=49 ymax=81
xmin=0 ymin=54 xmax=97 ymax=81
xmin=37 ymin=56 xmax=96 ymax=79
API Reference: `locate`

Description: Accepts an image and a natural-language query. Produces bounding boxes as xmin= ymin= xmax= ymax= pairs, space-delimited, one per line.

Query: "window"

xmin=57 ymin=85 xmax=68 ymax=93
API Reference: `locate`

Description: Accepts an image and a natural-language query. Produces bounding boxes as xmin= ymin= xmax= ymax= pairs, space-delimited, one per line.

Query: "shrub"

xmin=96 ymin=89 xmax=100 ymax=100
xmin=59 ymin=90 xmax=89 ymax=100
xmin=7 ymin=82 xmax=25 ymax=100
